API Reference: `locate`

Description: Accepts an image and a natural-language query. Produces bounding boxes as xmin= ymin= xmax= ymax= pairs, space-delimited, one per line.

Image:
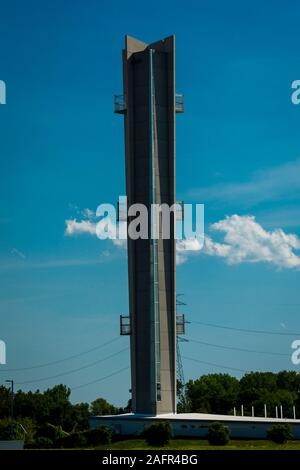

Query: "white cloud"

xmin=95 ymin=218 xmax=127 ymax=247
xmin=65 ymin=216 xmax=127 ymax=248
xmin=204 ymin=215 xmax=300 ymax=269
xmin=174 ymin=215 xmax=300 ymax=269
xmin=176 ymin=238 xmax=203 ymax=265
xmin=65 ymin=219 xmax=97 ymax=236
xmin=65 ymin=210 xmax=300 ymax=270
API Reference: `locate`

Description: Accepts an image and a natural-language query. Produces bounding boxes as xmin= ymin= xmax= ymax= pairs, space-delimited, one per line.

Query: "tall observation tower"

xmin=115 ymin=35 xmax=184 ymax=415
xmin=90 ymin=36 xmax=300 ymax=438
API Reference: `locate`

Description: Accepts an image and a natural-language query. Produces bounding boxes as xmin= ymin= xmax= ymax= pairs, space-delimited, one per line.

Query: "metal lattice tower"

xmin=176 ymin=294 xmax=187 ymax=386
xmin=176 ymin=337 xmax=185 ymax=386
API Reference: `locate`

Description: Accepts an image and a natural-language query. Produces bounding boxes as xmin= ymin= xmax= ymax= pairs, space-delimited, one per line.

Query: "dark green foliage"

xmin=185 ymin=371 xmax=300 ymax=418
xmin=36 ymin=423 xmax=68 ymax=441
xmin=0 ymin=418 xmax=11 ymax=439
xmin=207 ymin=422 xmax=230 ymax=445
xmin=0 ymin=371 xmax=299 ymax=448
xmin=143 ymin=421 xmax=172 ymax=446
xmin=177 ymin=380 xmax=190 ymax=413
xmin=69 ymin=402 xmax=90 ymax=430
xmin=56 ymin=431 xmax=88 ymax=448
xmin=55 ymin=427 xmax=112 ymax=448
xmin=90 ymin=398 xmax=118 ymax=416
xmin=186 ymin=374 xmax=239 ymax=414
xmin=267 ymin=424 xmax=293 ymax=444
xmin=34 ymin=436 xmax=53 ymax=449
xmin=0 ymin=387 xmax=10 ymax=417
xmin=85 ymin=426 xmax=112 ymax=446
xmin=0 ymin=417 xmax=36 ymax=444
xmin=0 ymin=383 xmax=119 ymax=440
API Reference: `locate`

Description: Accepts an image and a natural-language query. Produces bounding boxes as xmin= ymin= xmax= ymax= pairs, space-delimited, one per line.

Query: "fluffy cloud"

xmin=176 ymin=238 xmax=204 ymax=265
xmin=65 ymin=211 xmax=300 ymax=270
xmin=178 ymin=215 xmax=300 ymax=269
xmin=206 ymin=215 xmax=300 ymax=269
xmin=65 ymin=219 xmax=96 ymax=236
xmin=65 ymin=216 xmax=126 ymax=247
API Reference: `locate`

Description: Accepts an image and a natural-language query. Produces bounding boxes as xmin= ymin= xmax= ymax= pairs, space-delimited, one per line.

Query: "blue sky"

xmin=0 ymin=0 xmax=300 ymax=406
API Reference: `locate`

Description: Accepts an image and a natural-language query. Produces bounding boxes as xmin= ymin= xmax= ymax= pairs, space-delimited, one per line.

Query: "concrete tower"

xmin=116 ymin=35 xmax=183 ymax=415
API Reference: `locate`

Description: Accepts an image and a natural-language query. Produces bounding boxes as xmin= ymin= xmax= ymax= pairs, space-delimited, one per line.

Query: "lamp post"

xmin=5 ymin=380 xmax=14 ymax=440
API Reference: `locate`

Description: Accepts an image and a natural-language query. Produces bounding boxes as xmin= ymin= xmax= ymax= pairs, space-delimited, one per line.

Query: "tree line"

xmin=179 ymin=370 xmax=300 ymax=418
xmin=1 ymin=369 xmax=300 ymax=443
xmin=0 ymin=384 xmax=129 ymax=442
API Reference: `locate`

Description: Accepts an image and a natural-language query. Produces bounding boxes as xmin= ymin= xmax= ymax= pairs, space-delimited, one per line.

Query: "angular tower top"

xmin=125 ymin=35 xmax=147 ymax=53
xmin=124 ymin=34 xmax=175 ymax=54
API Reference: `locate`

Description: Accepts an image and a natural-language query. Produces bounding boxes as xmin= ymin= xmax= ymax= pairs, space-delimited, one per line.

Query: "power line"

xmin=187 ymin=338 xmax=289 ymax=357
xmin=71 ymin=366 xmax=130 ymax=391
xmin=15 ymin=348 xmax=129 ymax=385
xmin=182 ymin=355 xmax=248 ymax=373
xmin=191 ymin=320 xmax=300 ymax=337
xmin=1 ymin=336 xmax=121 ymax=372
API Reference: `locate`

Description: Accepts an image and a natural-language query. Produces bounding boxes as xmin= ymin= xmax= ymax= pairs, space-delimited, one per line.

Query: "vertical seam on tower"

xmin=149 ymin=48 xmax=161 ymax=407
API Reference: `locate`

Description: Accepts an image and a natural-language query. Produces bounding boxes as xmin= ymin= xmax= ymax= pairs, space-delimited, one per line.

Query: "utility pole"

xmin=5 ymin=380 xmax=14 ymax=440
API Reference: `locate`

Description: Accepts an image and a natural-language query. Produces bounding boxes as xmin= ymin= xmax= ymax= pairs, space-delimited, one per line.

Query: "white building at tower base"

xmin=90 ymin=412 xmax=300 ymax=439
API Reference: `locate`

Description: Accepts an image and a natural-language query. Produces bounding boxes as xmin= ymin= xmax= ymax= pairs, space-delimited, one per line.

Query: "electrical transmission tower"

xmin=176 ymin=337 xmax=185 ymax=386
xmin=176 ymin=294 xmax=187 ymax=386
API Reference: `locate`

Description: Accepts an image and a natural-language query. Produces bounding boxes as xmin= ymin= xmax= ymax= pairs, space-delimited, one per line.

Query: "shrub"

xmin=15 ymin=417 xmax=37 ymax=445
xmin=37 ymin=423 xmax=68 ymax=441
xmin=267 ymin=424 xmax=292 ymax=444
xmin=207 ymin=422 xmax=230 ymax=445
xmin=0 ymin=418 xmax=11 ymax=439
xmin=143 ymin=421 xmax=172 ymax=447
xmin=56 ymin=432 xmax=88 ymax=448
xmin=34 ymin=436 xmax=53 ymax=449
xmin=85 ymin=427 xmax=112 ymax=446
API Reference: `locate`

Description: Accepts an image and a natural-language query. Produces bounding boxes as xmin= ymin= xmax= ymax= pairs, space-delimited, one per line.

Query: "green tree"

xmin=186 ymin=374 xmax=239 ymax=414
xmin=238 ymin=371 xmax=278 ymax=406
xmin=276 ymin=371 xmax=300 ymax=392
xmin=43 ymin=385 xmax=72 ymax=427
xmin=90 ymin=398 xmax=118 ymax=416
xmin=238 ymin=372 xmax=298 ymax=417
xmin=0 ymin=386 xmax=10 ymax=418
xmin=67 ymin=403 xmax=90 ymax=431
xmin=14 ymin=390 xmax=48 ymax=423
xmin=177 ymin=380 xmax=190 ymax=413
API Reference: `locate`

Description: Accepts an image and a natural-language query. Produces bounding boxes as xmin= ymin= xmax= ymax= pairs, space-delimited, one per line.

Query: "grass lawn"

xmin=94 ymin=439 xmax=300 ymax=450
